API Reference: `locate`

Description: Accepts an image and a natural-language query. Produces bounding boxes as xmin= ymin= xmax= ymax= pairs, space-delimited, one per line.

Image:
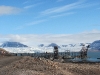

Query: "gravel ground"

xmin=0 ymin=56 xmax=100 ymax=75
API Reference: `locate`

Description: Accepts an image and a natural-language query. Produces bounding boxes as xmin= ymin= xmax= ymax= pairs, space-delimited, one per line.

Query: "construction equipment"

xmin=53 ymin=46 xmax=59 ymax=59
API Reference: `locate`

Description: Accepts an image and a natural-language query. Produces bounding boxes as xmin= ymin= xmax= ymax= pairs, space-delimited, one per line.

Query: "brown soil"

xmin=0 ymin=56 xmax=100 ymax=75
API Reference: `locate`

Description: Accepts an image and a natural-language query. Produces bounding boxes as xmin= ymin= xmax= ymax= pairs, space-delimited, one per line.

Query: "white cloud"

xmin=16 ymin=19 xmax=47 ymax=30
xmin=0 ymin=5 xmax=21 ymax=15
xmin=27 ymin=19 xmax=46 ymax=26
xmin=40 ymin=0 xmax=98 ymax=17
xmin=41 ymin=0 xmax=85 ymax=15
xmin=0 ymin=30 xmax=100 ymax=47
xmin=24 ymin=5 xmax=35 ymax=9
xmin=23 ymin=1 xmax=29 ymax=4
xmin=24 ymin=3 xmax=43 ymax=9
xmin=50 ymin=12 xmax=75 ymax=18
xmin=82 ymin=29 xmax=100 ymax=33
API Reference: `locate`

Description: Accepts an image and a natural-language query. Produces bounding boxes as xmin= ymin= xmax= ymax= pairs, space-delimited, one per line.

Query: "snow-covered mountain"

xmin=90 ymin=40 xmax=100 ymax=50
xmin=38 ymin=44 xmax=44 ymax=47
xmin=38 ymin=43 xmax=91 ymax=52
xmin=38 ymin=43 xmax=90 ymax=48
xmin=46 ymin=43 xmax=60 ymax=48
xmin=38 ymin=43 xmax=59 ymax=48
xmin=0 ymin=41 xmax=93 ymax=53
xmin=0 ymin=42 xmax=28 ymax=47
xmin=0 ymin=42 xmax=40 ymax=53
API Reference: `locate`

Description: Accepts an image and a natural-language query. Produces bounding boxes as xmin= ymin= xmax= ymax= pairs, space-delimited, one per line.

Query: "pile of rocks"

xmin=0 ymin=56 xmax=100 ymax=75
xmin=0 ymin=48 xmax=11 ymax=56
xmin=66 ymin=63 xmax=100 ymax=75
xmin=0 ymin=56 xmax=73 ymax=75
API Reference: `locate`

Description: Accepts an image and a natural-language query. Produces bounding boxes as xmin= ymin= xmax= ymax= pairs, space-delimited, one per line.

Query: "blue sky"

xmin=0 ymin=0 xmax=100 ymax=34
xmin=0 ymin=0 xmax=100 ymax=46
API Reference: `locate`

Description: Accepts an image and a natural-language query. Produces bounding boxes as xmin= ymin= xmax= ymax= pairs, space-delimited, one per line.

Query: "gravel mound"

xmin=0 ymin=56 xmax=100 ymax=75
xmin=66 ymin=63 xmax=100 ymax=75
